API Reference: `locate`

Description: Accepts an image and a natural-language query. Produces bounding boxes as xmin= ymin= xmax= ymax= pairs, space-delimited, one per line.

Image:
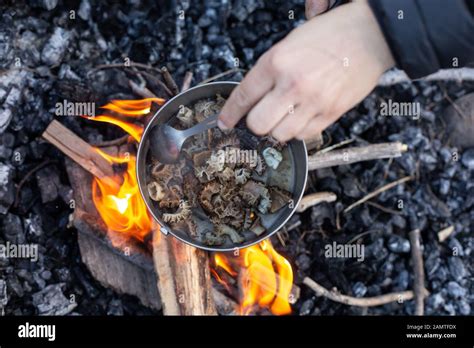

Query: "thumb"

xmin=305 ymin=0 xmax=333 ymax=19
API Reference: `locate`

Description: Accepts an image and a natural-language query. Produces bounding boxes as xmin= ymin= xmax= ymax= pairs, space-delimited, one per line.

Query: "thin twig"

xmin=303 ymin=277 xmax=426 ymax=307
xmin=140 ymin=70 xmax=174 ymax=97
xmin=296 ymin=192 xmax=337 ymax=213
xmin=344 ymin=175 xmax=413 ymax=214
xmin=409 ymin=229 xmax=426 ymax=316
xmin=442 ymin=87 xmax=469 ymax=120
xmin=89 ymin=62 xmax=163 ymax=76
xmin=276 ymin=232 xmax=286 ymax=247
xmin=128 ymin=79 xmax=159 ymax=99
xmin=181 ymin=71 xmax=194 ymax=92
xmin=285 ymin=220 xmax=302 ymax=232
xmin=346 ymin=229 xmax=380 ymax=245
xmin=438 ymin=225 xmax=454 ymax=242
xmin=14 ymin=160 xmax=57 ymax=208
xmin=308 ymin=142 xmax=408 ymax=171
xmin=316 ymin=138 xmax=355 ymax=155
xmin=199 ymin=68 xmax=246 ymax=85
xmin=161 ymin=67 xmax=179 ymax=95
xmin=366 ymin=201 xmax=402 ymax=215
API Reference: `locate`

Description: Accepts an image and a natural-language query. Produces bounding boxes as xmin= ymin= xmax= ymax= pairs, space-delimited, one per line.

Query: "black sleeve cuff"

xmin=368 ymin=0 xmax=474 ymax=79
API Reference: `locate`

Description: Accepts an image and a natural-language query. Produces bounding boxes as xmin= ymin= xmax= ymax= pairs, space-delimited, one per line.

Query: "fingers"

xmin=296 ymin=115 xmax=334 ymax=140
xmin=270 ymin=104 xmax=318 ymax=142
xmin=305 ymin=0 xmax=330 ymax=19
xmin=245 ymin=87 xmax=295 ymax=136
xmin=218 ymin=60 xmax=274 ymax=129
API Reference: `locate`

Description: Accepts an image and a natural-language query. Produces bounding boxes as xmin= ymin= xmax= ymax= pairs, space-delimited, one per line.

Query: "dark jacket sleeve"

xmin=368 ymin=0 xmax=474 ymax=78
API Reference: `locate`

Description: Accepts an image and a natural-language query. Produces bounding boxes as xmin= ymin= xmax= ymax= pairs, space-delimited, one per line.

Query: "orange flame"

xmin=214 ymin=240 xmax=293 ymax=315
xmin=92 ymin=154 xmax=151 ymax=241
xmin=86 ymin=99 xmax=156 ymax=241
xmin=101 ymin=98 xmax=165 ymax=116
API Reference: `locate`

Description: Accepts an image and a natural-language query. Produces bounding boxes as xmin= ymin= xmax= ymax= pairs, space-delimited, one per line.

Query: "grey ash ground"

xmin=0 ymin=0 xmax=472 ymax=315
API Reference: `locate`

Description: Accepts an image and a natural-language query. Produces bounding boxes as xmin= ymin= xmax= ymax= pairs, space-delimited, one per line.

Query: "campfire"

xmin=44 ymin=96 xmax=295 ymax=315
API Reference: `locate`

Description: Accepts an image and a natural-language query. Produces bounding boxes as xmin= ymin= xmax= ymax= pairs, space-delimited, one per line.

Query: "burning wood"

xmin=212 ymin=240 xmax=296 ymax=315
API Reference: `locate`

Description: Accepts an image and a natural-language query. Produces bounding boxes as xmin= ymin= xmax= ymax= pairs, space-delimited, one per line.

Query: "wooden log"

xmin=152 ymin=230 xmax=217 ymax=315
xmin=42 ymin=120 xmax=120 ymax=191
xmin=308 ymin=142 xmax=407 ymax=171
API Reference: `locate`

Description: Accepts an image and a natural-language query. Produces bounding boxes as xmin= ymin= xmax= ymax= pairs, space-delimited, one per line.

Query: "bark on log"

xmin=308 ymin=142 xmax=407 ymax=170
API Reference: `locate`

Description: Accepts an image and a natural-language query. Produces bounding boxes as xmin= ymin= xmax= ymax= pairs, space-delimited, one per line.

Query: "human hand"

xmin=305 ymin=0 xmax=334 ymax=19
xmin=218 ymin=0 xmax=395 ymax=142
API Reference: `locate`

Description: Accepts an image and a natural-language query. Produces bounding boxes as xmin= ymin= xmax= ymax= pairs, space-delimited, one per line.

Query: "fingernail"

xmin=217 ymin=119 xmax=228 ymax=130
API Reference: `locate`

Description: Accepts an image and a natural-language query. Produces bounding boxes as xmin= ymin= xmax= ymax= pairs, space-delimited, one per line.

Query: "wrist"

xmin=356 ymin=0 xmax=396 ymax=73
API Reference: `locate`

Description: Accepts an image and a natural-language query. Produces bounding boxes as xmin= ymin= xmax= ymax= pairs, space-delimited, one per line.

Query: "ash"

xmin=0 ymin=0 xmax=472 ymax=316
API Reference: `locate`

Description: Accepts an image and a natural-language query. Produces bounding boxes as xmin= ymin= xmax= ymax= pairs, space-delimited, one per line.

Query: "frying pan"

xmin=137 ymin=81 xmax=308 ymax=251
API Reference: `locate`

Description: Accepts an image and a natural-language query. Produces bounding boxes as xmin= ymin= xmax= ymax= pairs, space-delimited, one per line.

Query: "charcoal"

xmin=198 ymin=8 xmax=217 ymax=27
xmin=0 ymin=163 xmax=15 ymax=214
xmin=33 ymin=271 xmax=46 ymax=290
xmin=0 ymin=71 xmax=28 ymax=133
xmin=390 ymin=215 xmax=406 ymax=229
xmin=54 ymin=268 xmax=71 ymax=283
xmin=387 ymin=235 xmax=410 ymax=254
xmin=24 ymin=213 xmax=43 ymax=237
xmin=0 ymin=133 xmax=14 ymax=159
xmin=447 ymin=257 xmax=467 ymax=282
xmin=461 ymin=148 xmax=474 ymax=170
xmin=443 ymin=302 xmax=456 ymax=315
xmin=35 ymin=165 xmax=61 ymax=203
xmin=296 ymin=253 xmax=311 ymax=272
xmin=41 ymin=27 xmax=73 ymax=66
xmin=28 ymin=0 xmax=58 ymax=10
xmin=447 ymin=281 xmax=467 ymax=299
xmin=438 ymin=179 xmax=450 ymax=195
xmin=350 ymin=113 xmax=376 ymax=135
xmin=41 ymin=270 xmax=52 ymax=281
xmin=107 ymin=299 xmax=124 ymax=316
xmin=78 ymin=0 xmax=91 ymax=21
xmin=340 ymin=176 xmax=362 ymax=198
xmin=448 ymin=238 xmax=464 ymax=256
xmin=1 ymin=213 xmax=25 ymax=244
xmin=7 ymin=275 xmax=24 ymax=298
xmin=457 ymin=301 xmax=471 ymax=315
xmin=32 ymin=283 xmax=77 ymax=315
xmin=393 ymin=270 xmax=409 ymax=291
xmin=427 ymin=293 xmax=445 ymax=311
xmin=231 ymin=0 xmax=262 ymax=21
xmin=299 ymin=298 xmax=314 ymax=315
xmin=352 ymin=282 xmax=367 ymax=298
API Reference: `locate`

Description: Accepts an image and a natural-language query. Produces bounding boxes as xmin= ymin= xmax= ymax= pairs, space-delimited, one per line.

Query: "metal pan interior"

xmin=137 ymin=82 xmax=307 ymax=251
